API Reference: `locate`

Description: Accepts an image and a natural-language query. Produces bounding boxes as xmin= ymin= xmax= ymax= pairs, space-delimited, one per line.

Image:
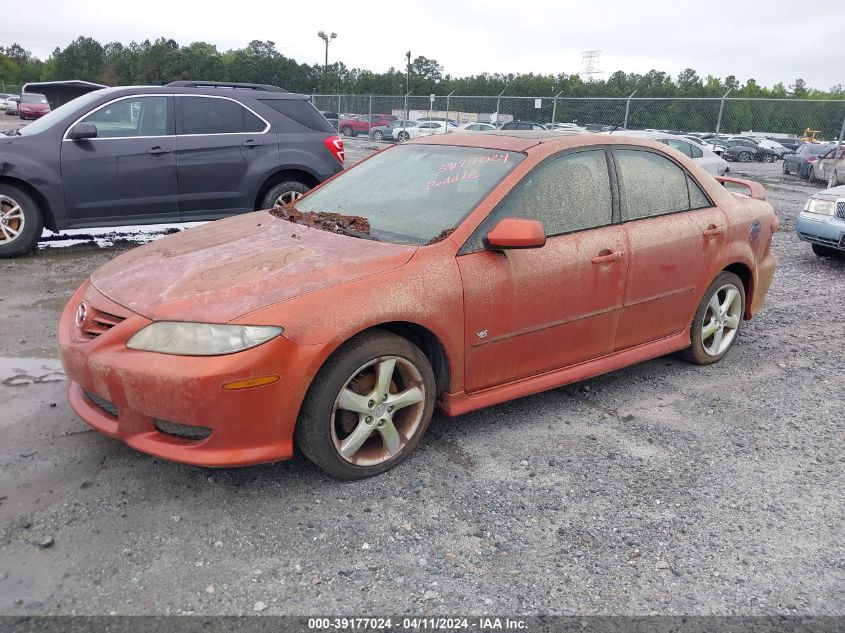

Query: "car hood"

xmin=813 ymin=184 xmax=845 ymax=199
xmin=90 ymin=211 xmax=418 ymax=323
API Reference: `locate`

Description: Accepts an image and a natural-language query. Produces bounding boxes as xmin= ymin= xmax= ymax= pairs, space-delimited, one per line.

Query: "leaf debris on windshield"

xmin=426 ymin=227 xmax=456 ymax=245
xmin=270 ymin=205 xmax=371 ymax=235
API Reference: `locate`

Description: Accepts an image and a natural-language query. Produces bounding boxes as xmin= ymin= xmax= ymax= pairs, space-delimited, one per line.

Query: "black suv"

xmin=0 ymin=81 xmax=345 ymax=256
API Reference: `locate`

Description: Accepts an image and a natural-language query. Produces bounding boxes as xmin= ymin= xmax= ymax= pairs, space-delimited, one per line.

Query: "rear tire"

xmin=782 ymin=162 xmax=790 ymax=174
xmin=0 ymin=184 xmax=43 ymax=258
xmin=295 ymin=330 xmax=436 ymax=480
xmin=373 ymin=130 xmax=384 ymax=141
xmin=341 ymin=125 xmax=354 ymax=137
xmin=259 ymin=180 xmax=310 ymax=209
xmin=738 ymin=151 xmax=752 ymax=162
xmin=678 ymin=272 xmax=745 ymax=366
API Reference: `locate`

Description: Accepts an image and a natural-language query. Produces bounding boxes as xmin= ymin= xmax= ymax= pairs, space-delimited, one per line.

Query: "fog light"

xmin=222 ymin=375 xmax=280 ymax=390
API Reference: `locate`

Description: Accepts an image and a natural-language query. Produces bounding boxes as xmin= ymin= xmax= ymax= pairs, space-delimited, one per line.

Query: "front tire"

xmin=0 ymin=184 xmax=43 ymax=257
xmin=678 ymin=272 xmax=746 ymax=366
xmin=260 ymin=180 xmax=310 ymax=209
xmin=373 ymin=130 xmax=384 ymax=141
xmin=397 ymin=131 xmax=410 ymax=142
xmin=782 ymin=162 xmax=790 ymax=175
xmin=295 ymin=330 xmax=436 ymax=479
xmin=763 ymin=153 xmax=776 ymax=163
xmin=738 ymin=151 xmax=752 ymax=162
xmin=811 ymin=243 xmax=840 ymax=258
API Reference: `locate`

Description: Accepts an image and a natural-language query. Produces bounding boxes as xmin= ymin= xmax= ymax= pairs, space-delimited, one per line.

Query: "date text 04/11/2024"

xmin=306 ymin=616 xmax=528 ymax=630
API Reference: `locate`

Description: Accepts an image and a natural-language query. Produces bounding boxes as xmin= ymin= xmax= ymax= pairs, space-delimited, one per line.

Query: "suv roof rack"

xmin=166 ymin=81 xmax=287 ymax=92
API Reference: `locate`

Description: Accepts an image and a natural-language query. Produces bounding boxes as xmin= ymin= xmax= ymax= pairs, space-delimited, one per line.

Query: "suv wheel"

xmin=260 ymin=180 xmax=310 ymax=209
xmin=397 ymin=131 xmax=410 ymax=142
xmin=341 ymin=125 xmax=354 ymax=136
xmin=373 ymin=130 xmax=384 ymax=141
xmin=738 ymin=151 xmax=752 ymax=162
xmin=0 ymin=185 xmax=43 ymax=257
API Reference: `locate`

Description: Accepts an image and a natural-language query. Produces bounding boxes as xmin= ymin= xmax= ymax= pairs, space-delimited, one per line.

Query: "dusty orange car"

xmin=58 ymin=131 xmax=777 ymax=479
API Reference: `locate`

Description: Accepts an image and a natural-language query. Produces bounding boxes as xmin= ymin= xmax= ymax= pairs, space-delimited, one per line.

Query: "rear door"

xmin=458 ymin=147 xmax=628 ymax=392
xmin=612 ymin=147 xmax=726 ymax=350
xmin=175 ymin=95 xmax=276 ymax=219
xmin=61 ymin=94 xmax=179 ymax=223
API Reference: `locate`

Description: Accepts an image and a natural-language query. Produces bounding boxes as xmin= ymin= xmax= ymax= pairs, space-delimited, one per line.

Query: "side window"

xmin=493 ymin=149 xmax=613 ymax=236
xmin=81 ymin=96 xmax=168 ymax=138
xmin=244 ymin=108 xmax=266 ymax=133
xmin=180 ymin=97 xmax=246 ymax=135
xmin=663 ymin=138 xmax=693 ymax=158
xmin=689 ymin=143 xmax=703 ymax=158
xmin=616 ymin=149 xmax=707 ymax=220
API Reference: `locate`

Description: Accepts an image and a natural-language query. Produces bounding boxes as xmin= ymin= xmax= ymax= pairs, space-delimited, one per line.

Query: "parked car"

xmin=457 ymin=122 xmax=497 ymax=132
xmin=604 ymin=130 xmax=729 ymax=176
xmin=0 ymin=82 xmax=345 ymax=257
xmin=368 ymin=119 xmax=416 ymax=141
xmin=395 ymin=120 xmax=457 ymax=141
xmin=5 ymin=95 xmax=20 ymax=115
xmin=57 ymin=133 xmax=777 ymax=479
xmin=810 ymin=146 xmax=845 ymax=185
xmin=339 ymin=113 xmax=398 ymax=136
xmin=767 ymin=137 xmax=802 ymax=151
xmin=723 ymin=137 xmax=780 ymax=162
xmin=320 ymin=111 xmax=339 ymax=131
xmin=683 ymin=135 xmax=724 ymax=156
xmin=752 ymin=138 xmax=793 ymax=157
xmin=0 ymin=93 xmax=12 ymax=110
xmin=782 ymin=142 xmax=832 ymax=179
xmin=795 ymin=183 xmax=845 ymax=257
xmin=547 ymin=123 xmax=585 ymax=131
xmin=18 ymin=92 xmax=51 ymax=119
xmin=500 ymin=120 xmax=546 ymax=131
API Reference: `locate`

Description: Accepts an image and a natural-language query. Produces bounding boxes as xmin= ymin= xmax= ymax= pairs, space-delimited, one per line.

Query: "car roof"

xmin=412 ymin=129 xmax=591 ymax=151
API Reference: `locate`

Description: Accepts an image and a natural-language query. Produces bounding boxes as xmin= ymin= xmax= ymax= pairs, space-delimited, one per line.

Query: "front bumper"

xmin=58 ymin=281 xmax=329 ymax=467
xmin=796 ymin=212 xmax=845 ymax=252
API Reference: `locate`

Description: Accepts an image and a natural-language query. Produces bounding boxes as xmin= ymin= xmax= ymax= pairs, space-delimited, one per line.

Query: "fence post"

xmin=622 ymin=91 xmax=637 ymax=128
xmin=828 ymin=111 xmax=845 ymax=189
xmin=369 ymin=94 xmax=373 ymax=119
xmin=446 ymin=90 xmax=455 ymax=132
xmin=404 ymin=91 xmax=411 ymax=121
xmin=495 ymin=88 xmax=505 ymax=124
xmin=715 ymin=88 xmax=732 ymax=135
xmin=551 ymin=90 xmax=564 ymax=127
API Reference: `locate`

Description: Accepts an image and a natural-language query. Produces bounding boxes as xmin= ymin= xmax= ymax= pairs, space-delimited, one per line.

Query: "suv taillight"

xmin=323 ymin=135 xmax=345 ymax=164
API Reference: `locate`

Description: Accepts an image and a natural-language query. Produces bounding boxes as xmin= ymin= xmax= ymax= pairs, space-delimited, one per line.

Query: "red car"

xmin=58 ymin=132 xmax=777 ymax=479
xmin=339 ymin=113 xmax=398 ymax=137
xmin=18 ymin=92 xmax=51 ymax=119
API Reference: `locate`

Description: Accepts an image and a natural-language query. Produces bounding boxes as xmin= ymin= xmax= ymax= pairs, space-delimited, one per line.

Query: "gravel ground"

xmin=0 ymin=134 xmax=842 ymax=617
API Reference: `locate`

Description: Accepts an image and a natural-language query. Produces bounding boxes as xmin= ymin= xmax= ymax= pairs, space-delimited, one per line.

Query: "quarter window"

xmin=494 ymin=149 xmax=613 ymax=235
xmin=615 ymin=149 xmax=710 ymax=220
xmin=80 ymin=96 xmax=169 ymax=138
xmin=179 ymin=97 xmax=260 ymax=135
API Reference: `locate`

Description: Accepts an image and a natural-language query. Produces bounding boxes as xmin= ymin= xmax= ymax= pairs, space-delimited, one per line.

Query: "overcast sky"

xmin=5 ymin=0 xmax=844 ymax=90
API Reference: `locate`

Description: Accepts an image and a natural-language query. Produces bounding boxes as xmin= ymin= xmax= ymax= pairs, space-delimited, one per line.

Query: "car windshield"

xmin=21 ymin=93 xmax=48 ymax=104
xmin=294 ymin=144 xmax=524 ymax=244
xmin=18 ymin=92 xmax=102 ymax=136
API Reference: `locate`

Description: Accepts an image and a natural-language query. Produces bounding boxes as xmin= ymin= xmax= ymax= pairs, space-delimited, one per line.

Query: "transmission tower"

xmin=581 ymin=50 xmax=603 ymax=81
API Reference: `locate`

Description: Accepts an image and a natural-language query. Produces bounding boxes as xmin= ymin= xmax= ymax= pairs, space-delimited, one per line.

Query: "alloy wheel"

xmin=274 ymin=190 xmax=303 ymax=206
xmin=330 ymin=356 xmax=426 ymax=466
xmin=0 ymin=194 xmax=24 ymax=244
xmin=701 ymin=283 xmax=742 ymax=356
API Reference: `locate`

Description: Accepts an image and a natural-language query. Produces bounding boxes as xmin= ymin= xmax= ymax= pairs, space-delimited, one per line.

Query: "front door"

xmin=458 ymin=148 xmax=628 ymax=393
xmin=175 ymin=95 xmax=274 ymax=219
xmin=61 ymin=95 xmax=178 ymax=223
xmin=611 ymin=147 xmax=727 ymax=350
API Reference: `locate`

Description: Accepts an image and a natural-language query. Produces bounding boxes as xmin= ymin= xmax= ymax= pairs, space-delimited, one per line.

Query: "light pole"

xmin=317 ymin=31 xmax=337 ymax=94
xmin=405 ymin=50 xmax=411 ymax=119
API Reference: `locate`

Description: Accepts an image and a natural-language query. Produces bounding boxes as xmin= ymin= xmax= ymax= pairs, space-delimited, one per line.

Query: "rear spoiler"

xmin=714 ymin=176 xmax=767 ymax=201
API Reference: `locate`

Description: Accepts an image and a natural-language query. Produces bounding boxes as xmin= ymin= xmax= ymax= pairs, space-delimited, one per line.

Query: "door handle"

xmin=146 ymin=146 xmax=171 ymax=155
xmin=703 ymin=225 xmax=724 ymax=238
xmin=242 ymin=139 xmax=263 ymax=148
xmin=591 ymin=251 xmax=624 ymax=264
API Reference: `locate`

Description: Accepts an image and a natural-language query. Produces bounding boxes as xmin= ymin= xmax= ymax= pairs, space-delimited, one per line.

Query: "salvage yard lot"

xmin=0 ymin=132 xmax=842 ymax=615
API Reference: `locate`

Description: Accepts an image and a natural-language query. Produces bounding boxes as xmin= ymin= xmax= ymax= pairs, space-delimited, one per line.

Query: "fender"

xmin=0 ymin=140 xmax=65 ymax=231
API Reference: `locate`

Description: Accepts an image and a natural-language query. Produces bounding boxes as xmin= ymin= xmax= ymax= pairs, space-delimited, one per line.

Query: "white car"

xmin=395 ymin=120 xmax=456 ymax=141
xmin=683 ymin=135 xmax=724 ymax=156
xmin=753 ymin=138 xmax=790 ymax=156
xmin=604 ymin=130 xmax=729 ymax=176
xmin=456 ymin=122 xmax=497 ymax=132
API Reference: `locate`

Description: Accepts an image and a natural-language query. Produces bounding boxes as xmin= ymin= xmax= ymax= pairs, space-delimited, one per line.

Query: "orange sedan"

xmin=58 ymin=131 xmax=778 ymax=479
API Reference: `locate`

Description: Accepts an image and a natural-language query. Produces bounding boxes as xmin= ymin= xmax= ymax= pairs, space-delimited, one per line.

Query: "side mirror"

xmin=68 ymin=122 xmax=98 ymax=140
xmin=486 ymin=217 xmax=546 ymax=249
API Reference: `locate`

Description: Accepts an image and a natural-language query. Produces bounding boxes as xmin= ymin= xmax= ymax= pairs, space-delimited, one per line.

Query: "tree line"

xmin=1 ymin=36 xmax=843 ymax=101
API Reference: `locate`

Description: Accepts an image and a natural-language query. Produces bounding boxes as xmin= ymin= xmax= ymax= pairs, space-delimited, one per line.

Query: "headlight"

xmin=804 ymin=198 xmax=835 ymax=216
xmin=126 ymin=322 xmax=283 ymax=356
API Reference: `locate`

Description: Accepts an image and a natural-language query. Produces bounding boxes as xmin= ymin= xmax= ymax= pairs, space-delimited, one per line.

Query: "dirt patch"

xmin=270 ymin=205 xmax=371 ymax=235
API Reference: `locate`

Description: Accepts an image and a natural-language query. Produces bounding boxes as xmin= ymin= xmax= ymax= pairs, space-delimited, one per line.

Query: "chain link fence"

xmin=0 ymin=83 xmax=22 ymax=95
xmin=310 ymin=93 xmax=845 ymax=142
